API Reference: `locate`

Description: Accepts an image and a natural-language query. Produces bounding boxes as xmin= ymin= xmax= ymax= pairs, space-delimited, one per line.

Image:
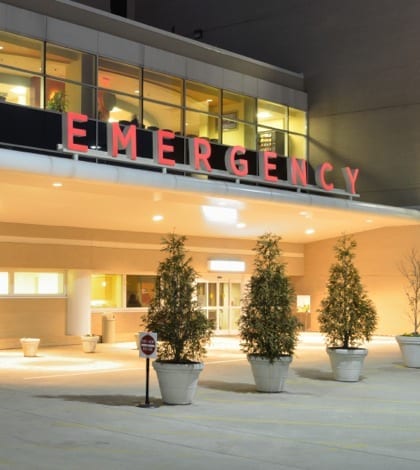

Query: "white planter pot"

xmin=20 ymin=338 xmax=40 ymax=357
xmin=327 ymin=347 xmax=368 ymax=382
xmin=152 ymin=361 xmax=204 ymax=405
xmin=247 ymin=355 xmax=292 ymax=392
xmin=134 ymin=333 xmax=140 ymax=350
xmin=396 ymin=335 xmax=420 ymax=368
xmin=81 ymin=335 xmax=99 ymax=353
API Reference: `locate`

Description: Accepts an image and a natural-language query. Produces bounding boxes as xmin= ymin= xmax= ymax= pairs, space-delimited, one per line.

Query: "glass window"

xmin=90 ymin=274 xmax=122 ymax=308
xmin=98 ymin=89 xmax=140 ymax=123
xmin=185 ymin=110 xmax=219 ymax=140
xmin=13 ymin=272 xmax=64 ymax=295
xmin=289 ymin=107 xmax=307 ymax=134
xmin=257 ymin=99 xmax=287 ymax=130
xmin=0 ymin=31 xmax=43 ymax=73
xmin=143 ymin=100 xmax=181 ymax=132
xmin=0 ymin=66 xmax=42 ymax=107
xmin=223 ymin=120 xmax=256 ymax=150
xmin=222 ymin=91 xmax=256 ymax=123
xmin=46 ymin=78 xmax=95 ymax=116
xmin=186 ymin=81 xmax=220 ymax=114
xmin=0 ymin=272 xmax=9 ymax=295
xmin=126 ymin=275 xmax=157 ymax=308
xmin=46 ymin=43 xmax=95 ymax=85
xmin=98 ymin=57 xmax=141 ymax=96
xmin=288 ymin=133 xmax=307 ymax=159
xmin=143 ymin=69 xmax=182 ymax=106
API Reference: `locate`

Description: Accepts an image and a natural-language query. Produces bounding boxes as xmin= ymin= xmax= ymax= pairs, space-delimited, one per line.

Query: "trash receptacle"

xmin=102 ymin=313 xmax=116 ymax=343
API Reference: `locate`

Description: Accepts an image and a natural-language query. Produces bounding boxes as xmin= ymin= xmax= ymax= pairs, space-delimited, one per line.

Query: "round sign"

xmin=140 ymin=333 xmax=156 ymax=357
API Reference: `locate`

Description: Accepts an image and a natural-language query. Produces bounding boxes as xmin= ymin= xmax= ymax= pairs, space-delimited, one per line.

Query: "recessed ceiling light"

xmin=365 ymin=218 xmax=373 ymax=223
xmin=202 ymin=205 xmax=237 ymax=224
xmin=299 ymin=210 xmax=311 ymax=218
xmin=305 ymin=228 xmax=315 ymax=235
xmin=152 ymin=214 xmax=164 ymax=222
xmin=236 ymin=222 xmax=246 ymax=229
xmin=52 ymin=182 xmax=63 ymax=187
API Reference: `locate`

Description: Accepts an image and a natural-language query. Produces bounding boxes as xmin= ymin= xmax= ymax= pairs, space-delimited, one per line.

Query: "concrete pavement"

xmin=0 ymin=333 xmax=419 ymax=469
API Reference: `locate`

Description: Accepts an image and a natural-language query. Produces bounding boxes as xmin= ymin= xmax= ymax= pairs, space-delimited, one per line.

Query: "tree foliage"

xmin=239 ymin=233 xmax=301 ymax=361
xmin=318 ymin=234 xmax=377 ymax=348
xmin=145 ymin=233 xmax=213 ymax=362
xmin=398 ymin=248 xmax=420 ymax=335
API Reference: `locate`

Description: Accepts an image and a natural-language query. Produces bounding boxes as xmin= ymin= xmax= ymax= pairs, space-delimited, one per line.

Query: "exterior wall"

xmin=0 ymin=221 xmax=304 ymax=346
xmin=294 ymin=225 xmax=420 ymax=336
xmin=0 ymin=298 xmax=77 ymax=348
xmin=132 ymin=0 xmax=420 ymax=208
xmin=0 ymin=1 xmax=306 ymax=109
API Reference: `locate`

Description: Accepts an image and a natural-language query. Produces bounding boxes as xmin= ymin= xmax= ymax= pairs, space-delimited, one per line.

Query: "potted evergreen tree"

xmin=318 ymin=234 xmax=377 ymax=382
xmin=395 ymin=248 xmax=420 ymax=367
xmin=145 ymin=233 xmax=214 ymax=404
xmin=239 ymin=233 xmax=301 ymax=392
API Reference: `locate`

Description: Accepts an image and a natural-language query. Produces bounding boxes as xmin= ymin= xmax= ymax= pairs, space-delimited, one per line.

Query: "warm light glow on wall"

xmin=208 ymin=260 xmax=245 ymax=272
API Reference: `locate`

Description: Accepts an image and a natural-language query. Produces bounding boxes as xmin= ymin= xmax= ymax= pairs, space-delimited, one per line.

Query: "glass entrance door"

xmin=197 ymin=279 xmax=242 ymax=334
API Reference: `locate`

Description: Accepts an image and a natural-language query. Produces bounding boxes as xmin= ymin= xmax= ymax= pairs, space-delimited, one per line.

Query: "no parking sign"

xmin=137 ymin=332 xmax=158 ymax=408
xmin=139 ymin=332 xmax=157 ymax=358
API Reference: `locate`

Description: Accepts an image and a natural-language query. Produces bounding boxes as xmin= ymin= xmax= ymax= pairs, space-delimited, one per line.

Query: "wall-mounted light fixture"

xmin=208 ymin=260 xmax=245 ymax=273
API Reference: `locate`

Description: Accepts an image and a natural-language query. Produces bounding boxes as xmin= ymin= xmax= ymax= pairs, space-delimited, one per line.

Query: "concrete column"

xmin=66 ymin=270 xmax=91 ymax=335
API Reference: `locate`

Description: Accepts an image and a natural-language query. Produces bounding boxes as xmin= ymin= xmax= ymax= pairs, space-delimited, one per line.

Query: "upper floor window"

xmin=186 ymin=80 xmax=220 ymax=114
xmin=143 ymin=69 xmax=182 ymax=107
xmin=0 ymin=32 xmax=43 ymax=107
xmin=46 ymin=44 xmax=95 ymax=85
xmin=0 ymin=31 xmax=43 ymax=73
xmin=222 ymin=91 xmax=256 ymax=124
xmin=257 ymin=99 xmax=287 ymax=130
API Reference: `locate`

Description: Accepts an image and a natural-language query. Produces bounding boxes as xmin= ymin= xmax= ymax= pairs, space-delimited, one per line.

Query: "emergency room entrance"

xmin=196 ymin=278 xmax=243 ymax=335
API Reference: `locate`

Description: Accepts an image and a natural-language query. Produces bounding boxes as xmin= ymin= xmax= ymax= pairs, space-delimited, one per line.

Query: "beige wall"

xmin=0 ymin=222 xmax=303 ymax=347
xmin=0 ymin=297 xmax=78 ymax=348
xmin=294 ymin=225 xmax=420 ymax=336
xmin=1 ymin=221 xmax=418 ymax=347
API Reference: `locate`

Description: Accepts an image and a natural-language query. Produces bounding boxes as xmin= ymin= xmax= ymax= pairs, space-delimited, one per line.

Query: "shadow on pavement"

xmin=199 ymin=380 xmax=257 ymax=393
xmin=37 ymin=394 xmax=164 ymax=407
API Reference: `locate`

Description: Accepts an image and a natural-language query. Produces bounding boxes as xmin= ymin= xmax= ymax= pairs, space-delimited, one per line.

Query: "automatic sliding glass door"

xmin=197 ymin=279 xmax=242 ymax=334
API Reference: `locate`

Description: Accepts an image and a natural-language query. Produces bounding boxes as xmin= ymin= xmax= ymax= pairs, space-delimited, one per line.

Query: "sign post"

xmin=137 ymin=332 xmax=158 ymax=408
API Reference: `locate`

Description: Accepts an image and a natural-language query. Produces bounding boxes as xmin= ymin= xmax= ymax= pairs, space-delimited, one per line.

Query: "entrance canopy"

xmin=0 ymin=148 xmax=418 ymax=243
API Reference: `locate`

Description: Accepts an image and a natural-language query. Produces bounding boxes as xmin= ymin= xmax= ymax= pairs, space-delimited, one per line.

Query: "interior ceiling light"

xmin=236 ymin=222 xmax=246 ymax=229
xmin=11 ymin=86 xmax=26 ymax=95
xmin=305 ymin=228 xmax=315 ymax=235
xmin=299 ymin=210 xmax=311 ymax=218
xmin=208 ymin=259 xmax=245 ymax=273
xmin=202 ymin=205 xmax=237 ymax=224
xmin=257 ymin=111 xmax=272 ymax=119
xmin=52 ymin=182 xmax=63 ymax=187
xmin=152 ymin=214 xmax=164 ymax=222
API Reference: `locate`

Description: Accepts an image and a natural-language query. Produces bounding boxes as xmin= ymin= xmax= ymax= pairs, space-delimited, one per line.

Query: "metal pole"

xmin=145 ymin=357 xmax=150 ymax=405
